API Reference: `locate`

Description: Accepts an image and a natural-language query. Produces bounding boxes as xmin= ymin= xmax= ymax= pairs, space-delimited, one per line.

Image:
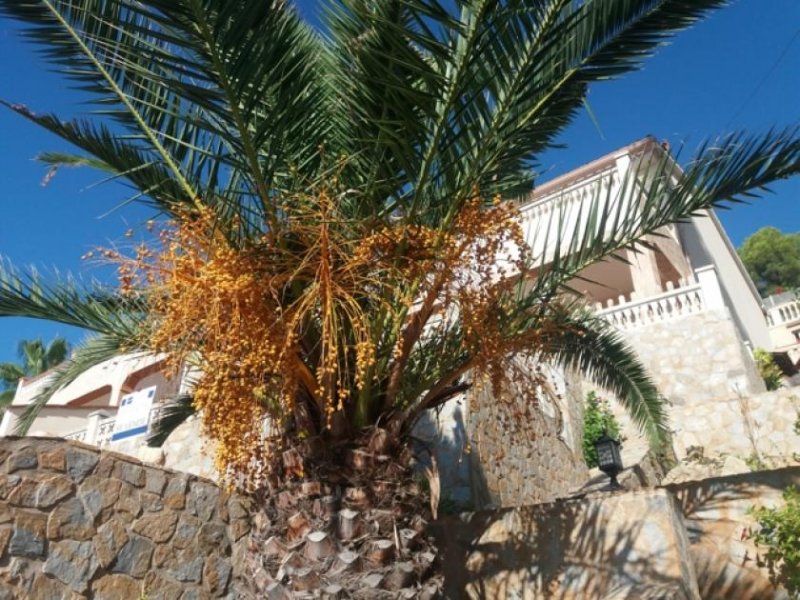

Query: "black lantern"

xmin=594 ymin=432 xmax=623 ymax=489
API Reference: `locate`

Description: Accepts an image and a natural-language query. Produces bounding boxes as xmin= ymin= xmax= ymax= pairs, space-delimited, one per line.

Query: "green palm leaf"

xmin=0 ymin=260 xmax=145 ymax=336
xmin=540 ymin=310 xmax=668 ymax=447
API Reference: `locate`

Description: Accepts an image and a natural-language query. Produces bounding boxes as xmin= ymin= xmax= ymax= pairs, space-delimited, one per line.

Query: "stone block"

xmin=30 ymin=573 xmax=66 ymax=599
xmin=168 ymin=548 xmax=204 ymax=583
xmin=113 ymin=461 xmax=147 ymax=487
xmin=94 ymin=519 xmax=129 ymax=568
xmin=143 ymin=572 xmax=184 ymax=600
xmin=164 ymin=475 xmax=189 ymax=510
xmin=173 ymin=514 xmax=201 ymax=549
xmin=79 ymin=476 xmax=122 ymax=520
xmin=110 ymin=534 xmax=154 ymax=578
xmin=35 ymin=475 xmax=74 ymax=509
xmin=91 ymin=573 xmax=141 ymax=599
xmin=203 ymin=553 xmax=233 ymax=596
xmin=6 ymin=478 xmax=40 ymax=508
xmin=0 ymin=526 xmax=12 ymax=555
xmin=114 ymin=484 xmax=143 ymax=520
xmin=141 ymin=491 xmax=165 ymax=512
xmin=197 ymin=521 xmax=230 ymax=555
xmin=65 ymin=447 xmax=99 ymax=482
xmin=145 ymin=466 xmax=168 ymax=494
xmin=230 ymin=518 xmax=250 ymax=542
xmin=43 ymin=539 xmax=98 ymax=593
xmin=9 ymin=510 xmax=47 ymax=558
xmin=38 ymin=447 xmax=66 ymax=472
xmin=187 ymin=481 xmax=220 ymax=520
xmin=6 ymin=447 xmax=37 ymax=473
xmin=47 ymin=497 xmax=95 ymax=541
xmin=132 ymin=510 xmax=179 ymax=543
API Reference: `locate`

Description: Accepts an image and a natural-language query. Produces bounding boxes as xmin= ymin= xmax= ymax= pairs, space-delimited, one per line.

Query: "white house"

xmin=0 ymin=353 xmax=179 ymax=445
xmin=764 ymin=291 xmax=800 ymax=366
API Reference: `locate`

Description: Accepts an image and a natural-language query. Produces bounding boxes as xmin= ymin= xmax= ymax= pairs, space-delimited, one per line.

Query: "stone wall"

xmin=414 ymin=367 xmax=589 ymax=511
xmin=467 ymin=369 xmax=588 ymax=508
xmin=437 ymin=488 xmax=701 ymax=599
xmin=0 ymin=437 xmax=250 ymax=599
xmin=438 ymin=466 xmax=800 ymax=599
xmin=622 ymin=307 xmax=764 ymax=408
xmin=666 ymin=466 xmax=800 ymax=599
xmin=670 ymin=387 xmax=800 ymax=461
xmin=604 ymin=306 xmax=797 ymax=461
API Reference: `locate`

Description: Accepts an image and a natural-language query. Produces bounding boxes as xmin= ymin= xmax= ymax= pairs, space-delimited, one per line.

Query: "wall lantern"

xmin=594 ymin=432 xmax=623 ymax=489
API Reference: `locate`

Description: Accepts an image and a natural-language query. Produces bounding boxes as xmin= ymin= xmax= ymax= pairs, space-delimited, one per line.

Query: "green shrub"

xmin=751 ymin=486 xmax=800 ymax=596
xmin=754 ymin=348 xmax=783 ymax=391
xmin=582 ymin=391 xmax=621 ymax=468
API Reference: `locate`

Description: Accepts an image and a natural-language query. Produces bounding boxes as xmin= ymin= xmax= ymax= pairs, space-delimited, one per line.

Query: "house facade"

xmin=0 ymin=353 xmax=180 ymax=446
xmin=429 ymin=137 xmax=790 ymax=508
xmin=764 ymin=291 xmax=800 ymax=367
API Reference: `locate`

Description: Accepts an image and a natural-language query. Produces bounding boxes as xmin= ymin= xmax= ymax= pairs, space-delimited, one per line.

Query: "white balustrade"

xmin=60 ymin=404 xmax=163 ymax=447
xmin=595 ymin=266 xmax=726 ymax=330
xmin=64 ymin=429 xmax=87 ymax=443
xmin=96 ymin=417 xmax=117 ymax=446
xmin=518 ymin=170 xmax=622 ymax=261
xmin=596 ymin=281 xmax=704 ymax=330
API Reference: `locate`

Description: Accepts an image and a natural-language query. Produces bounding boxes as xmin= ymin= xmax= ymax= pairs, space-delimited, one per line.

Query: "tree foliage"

xmin=753 ymin=348 xmax=784 ymax=391
xmin=0 ymin=337 xmax=70 ymax=408
xmin=0 ymin=0 xmax=799 ymax=486
xmin=751 ymin=486 xmax=800 ymax=597
xmin=739 ymin=227 xmax=800 ymax=296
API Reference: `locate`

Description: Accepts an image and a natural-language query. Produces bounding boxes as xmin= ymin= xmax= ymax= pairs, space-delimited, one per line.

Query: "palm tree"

xmin=1 ymin=1 xmax=799 ymax=595
xmin=0 ymin=337 xmax=69 ymax=408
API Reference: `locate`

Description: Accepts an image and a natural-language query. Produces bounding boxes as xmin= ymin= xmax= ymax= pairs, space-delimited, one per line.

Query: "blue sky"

xmin=0 ymin=0 xmax=798 ymax=365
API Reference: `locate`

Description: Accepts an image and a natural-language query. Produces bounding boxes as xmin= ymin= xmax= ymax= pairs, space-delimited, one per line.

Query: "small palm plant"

xmin=1 ymin=1 xmax=799 ymax=595
xmin=0 ymin=337 xmax=69 ymax=409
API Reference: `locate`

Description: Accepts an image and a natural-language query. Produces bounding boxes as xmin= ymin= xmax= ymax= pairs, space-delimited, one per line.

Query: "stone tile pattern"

xmin=466 ymin=368 xmax=589 ymax=509
xmin=159 ymin=416 xmax=218 ymax=481
xmin=0 ymin=437 xmax=251 ymax=599
xmin=437 ymin=488 xmax=702 ymax=599
xmin=610 ymin=308 xmax=800 ymax=461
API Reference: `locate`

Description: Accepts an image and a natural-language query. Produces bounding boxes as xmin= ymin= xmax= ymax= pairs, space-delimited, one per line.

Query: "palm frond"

xmin=0 ymin=363 xmax=26 ymax=387
xmin=146 ymin=393 xmax=195 ymax=447
xmin=540 ymin=310 xmax=668 ymax=448
xmin=0 ymin=389 xmax=16 ymax=409
xmin=0 ymin=0 xmax=332 ymax=225
xmin=0 ymin=259 xmax=145 ymax=336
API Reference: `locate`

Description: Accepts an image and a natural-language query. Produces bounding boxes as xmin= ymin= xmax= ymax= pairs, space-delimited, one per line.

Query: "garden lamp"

xmin=594 ymin=432 xmax=623 ymax=489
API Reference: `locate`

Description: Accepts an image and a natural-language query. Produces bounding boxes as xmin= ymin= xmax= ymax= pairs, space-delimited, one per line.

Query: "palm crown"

xmin=1 ymin=0 xmax=799 ymax=480
xmin=0 ymin=337 xmax=69 ymax=408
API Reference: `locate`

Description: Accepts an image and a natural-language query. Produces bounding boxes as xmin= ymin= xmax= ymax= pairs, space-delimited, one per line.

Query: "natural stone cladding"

xmin=0 ymin=437 xmax=251 ymax=598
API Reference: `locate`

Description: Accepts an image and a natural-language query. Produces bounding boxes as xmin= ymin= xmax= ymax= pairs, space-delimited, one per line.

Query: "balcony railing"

xmin=596 ymin=280 xmax=703 ymax=331
xmin=62 ymin=405 xmax=162 ymax=448
xmin=595 ymin=265 xmax=724 ymax=331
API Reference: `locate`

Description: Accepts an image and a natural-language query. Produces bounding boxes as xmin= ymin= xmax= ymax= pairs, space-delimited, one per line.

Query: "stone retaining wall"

xmin=437 ymin=488 xmax=701 ymax=599
xmin=438 ymin=466 xmax=800 ymax=599
xmin=414 ymin=367 xmax=589 ymax=510
xmin=0 ymin=437 xmax=250 ymax=599
xmin=666 ymin=466 xmax=800 ymax=599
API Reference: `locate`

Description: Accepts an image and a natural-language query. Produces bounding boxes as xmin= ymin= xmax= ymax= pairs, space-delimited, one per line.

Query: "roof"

xmin=764 ymin=291 xmax=799 ymax=308
xmin=524 ymin=136 xmax=661 ymax=203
